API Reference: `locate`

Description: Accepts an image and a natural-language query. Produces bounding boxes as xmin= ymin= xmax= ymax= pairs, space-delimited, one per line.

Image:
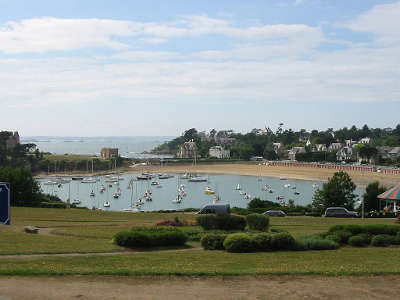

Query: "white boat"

xmin=280 ymin=177 xmax=287 ymax=180
xmin=105 ymin=178 xmax=119 ymax=183
xmin=43 ymin=180 xmax=58 ymax=185
xmin=81 ymin=177 xmax=97 ymax=183
xmin=123 ymin=207 xmax=140 ymax=213
xmin=262 ymin=184 xmax=269 ymax=191
xmin=172 ymin=195 xmax=182 ymax=203
xmin=312 ymin=183 xmax=319 ymax=188
xmin=213 ymin=195 xmax=221 ymax=204
xmin=189 ymin=176 xmax=208 ymax=182
xmin=72 ymin=198 xmax=81 ymax=205
xmin=145 ymin=196 xmax=152 ymax=201
xmin=205 ymin=186 xmax=215 ymax=194
xmin=239 ymin=191 xmax=246 ymax=195
xmin=90 ymin=190 xmax=95 ymax=197
xmin=57 ymin=177 xmax=72 ymax=184
xmin=158 ymin=173 xmax=173 ymax=179
xmin=100 ymin=185 xmax=105 ymax=193
xmin=151 ymin=181 xmax=160 ymax=186
xmin=235 ymin=184 xmax=241 ymax=190
xmin=244 ymin=194 xmax=251 ymax=200
xmin=180 ymin=173 xmax=192 ymax=180
xmin=103 ymin=201 xmax=110 ymax=207
xmin=284 ymin=183 xmax=291 ymax=188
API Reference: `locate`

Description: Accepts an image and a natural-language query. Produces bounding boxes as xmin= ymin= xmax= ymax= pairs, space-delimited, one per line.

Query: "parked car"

xmin=263 ymin=210 xmax=286 ymax=217
xmin=324 ymin=207 xmax=358 ymax=217
xmin=197 ymin=204 xmax=231 ymax=214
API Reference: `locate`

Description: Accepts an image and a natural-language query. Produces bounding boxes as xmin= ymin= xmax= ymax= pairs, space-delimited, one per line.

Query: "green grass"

xmin=1 ymin=247 xmax=400 ymax=276
xmin=2 ymin=207 xmax=400 ymax=276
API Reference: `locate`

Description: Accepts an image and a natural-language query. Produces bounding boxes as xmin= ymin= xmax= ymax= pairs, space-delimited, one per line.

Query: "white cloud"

xmin=344 ymin=1 xmax=400 ymax=46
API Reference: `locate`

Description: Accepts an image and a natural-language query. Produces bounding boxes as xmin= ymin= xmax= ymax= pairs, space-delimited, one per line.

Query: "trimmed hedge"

xmin=295 ymin=235 xmax=339 ymax=251
xmin=325 ymin=234 xmax=342 ymax=244
xmin=223 ymin=233 xmax=255 ymax=253
xmin=329 ymin=224 xmax=400 ymax=236
xmin=114 ymin=227 xmax=187 ymax=248
xmin=253 ymin=233 xmax=273 ymax=251
xmin=200 ymin=233 xmax=227 ymax=250
xmin=270 ymin=232 xmax=295 ymax=250
xmin=246 ymin=214 xmax=270 ymax=231
xmin=348 ymin=235 xmax=369 ymax=247
xmin=371 ymin=234 xmax=393 ymax=247
xmin=196 ymin=214 xmax=246 ymax=231
xmin=333 ymin=231 xmax=352 ymax=244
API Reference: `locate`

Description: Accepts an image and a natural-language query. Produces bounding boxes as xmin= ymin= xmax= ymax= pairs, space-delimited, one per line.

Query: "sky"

xmin=0 ymin=0 xmax=399 ymax=136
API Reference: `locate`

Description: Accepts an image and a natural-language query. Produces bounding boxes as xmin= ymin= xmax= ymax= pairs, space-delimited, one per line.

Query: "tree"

xmin=358 ymin=145 xmax=378 ymax=161
xmin=312 ymin=171 xmax=357 ymax=212
xmin=362 ymin=181 xmax=386 ymax=212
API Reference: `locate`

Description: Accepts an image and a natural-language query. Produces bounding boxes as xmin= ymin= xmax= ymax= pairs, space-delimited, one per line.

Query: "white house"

xmin=328 ymin=142 xmax=343 ymax=151
xmin=314 ymin=144 xmax=327 ymax=152
xmin=359 ymin=137 xmax=371 ymax=144
xmin=273 ymin=143 xmax=282 ymax=153
xmin=288 ymin=147 xmax=306 ymax=161
xmin=209 ymin=146 xmax=230 ymax=159
xmin=336 ymin=147 xmax=353 ymax=161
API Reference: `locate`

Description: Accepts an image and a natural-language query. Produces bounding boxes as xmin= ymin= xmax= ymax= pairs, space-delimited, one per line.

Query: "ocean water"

xmin=38 ymin=173 xmax=365 ymax=212
xmin=21 ymin=136 xmax=175 ymax=158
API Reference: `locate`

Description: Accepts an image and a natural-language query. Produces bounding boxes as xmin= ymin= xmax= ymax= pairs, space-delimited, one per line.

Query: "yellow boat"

xmin=204 ymin=186 xmax=215 ymax=194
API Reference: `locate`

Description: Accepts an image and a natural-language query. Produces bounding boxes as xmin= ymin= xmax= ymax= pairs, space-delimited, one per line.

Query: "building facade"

xmin=176 ymin=141 xmax=198 ymax=159
xmin=101 ymin=148 xmax=119 ymax=159
xmin=209 ymin=146 xmax=230 ymax=159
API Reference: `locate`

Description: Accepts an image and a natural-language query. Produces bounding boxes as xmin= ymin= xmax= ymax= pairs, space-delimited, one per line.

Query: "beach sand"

xmin=132 ymin=162 xmax=400 ymax=187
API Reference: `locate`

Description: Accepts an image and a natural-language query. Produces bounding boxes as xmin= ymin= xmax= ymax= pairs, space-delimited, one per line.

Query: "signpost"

xmin=0 ymin=182 xmax=10 ymax=225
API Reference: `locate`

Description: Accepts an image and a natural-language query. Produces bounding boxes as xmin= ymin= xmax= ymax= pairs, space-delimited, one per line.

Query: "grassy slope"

xmin=1 ymin=207 xmax=400 ymax=275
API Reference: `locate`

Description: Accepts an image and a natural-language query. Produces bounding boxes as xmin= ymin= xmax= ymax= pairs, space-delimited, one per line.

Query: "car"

xmin=324 ymin=207 xmax=358 ymax=217
xmin=197 ymin=204 xmax=231 ymax=214
xmin=263 ymin=210 xmax=286 ymax=217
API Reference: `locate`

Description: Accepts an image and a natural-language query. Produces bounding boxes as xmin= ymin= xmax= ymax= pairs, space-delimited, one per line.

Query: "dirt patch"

xmin=0 ymin=275 xmax=398 ymax=300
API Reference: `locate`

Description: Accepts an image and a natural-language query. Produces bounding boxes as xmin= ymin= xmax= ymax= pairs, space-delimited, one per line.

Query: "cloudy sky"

xmin=1 ymin=0 xmax=399 ymax=136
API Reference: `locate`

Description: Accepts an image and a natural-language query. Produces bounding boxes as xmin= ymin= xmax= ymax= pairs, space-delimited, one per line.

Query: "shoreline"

xmin=36 ymin=162 xmax=400 ymax=187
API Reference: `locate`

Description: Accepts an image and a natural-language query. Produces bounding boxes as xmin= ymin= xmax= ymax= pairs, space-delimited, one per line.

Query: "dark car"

xmin=324 ymin=207 xmax=358 ymax=217
xmin=263 ymin=210 xmax=286 ymax=217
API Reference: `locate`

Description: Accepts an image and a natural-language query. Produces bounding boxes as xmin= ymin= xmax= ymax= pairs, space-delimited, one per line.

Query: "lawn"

xmin=1 ymin=207 xmax=400 ymax=276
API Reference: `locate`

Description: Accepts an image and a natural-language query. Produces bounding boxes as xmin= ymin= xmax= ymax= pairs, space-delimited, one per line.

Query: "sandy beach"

xmin=132 ymin=162 xmax=400 ymax=187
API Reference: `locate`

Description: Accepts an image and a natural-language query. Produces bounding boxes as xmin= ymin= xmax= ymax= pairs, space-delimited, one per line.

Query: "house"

xmin=345 ymin=140 xmax=357 ymax=147
xmin=336 ymin=147 xmax=353 ymax=161
xmin=101 ymin=148 xmax=118 ymax=159
xmin=305 ymin=139 xmax=312 ymax=147
xmin=328 ymin=142 xmax=343 ymax=151
xmin=272 ymin=143 xmax=282 ymax=153
xmin=288 ymin=147 xmax=306 ymax=161
xmin=313 ymin=144 xmax=327 ymax=152
xmin=209 ymin=146 xmax=230 ymax=159
xmin=388 ymin=147 xmax=400 ymax=160
xmin=359 ymin=137 xmax=371 ymax=144
xmin=377 ymin=146 xmax=394 ymax=159
xmin=176 ymin=140 xmax=198 ymax=159
xmin=6 ymin=131 xmax=20 ymax=150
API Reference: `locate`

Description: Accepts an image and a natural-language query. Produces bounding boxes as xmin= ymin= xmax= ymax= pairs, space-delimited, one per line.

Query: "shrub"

xmin=330 ymin=224 xmax=400 ymax=236
xmin=196 ymin=215 xmax=218 ymax=230
xmin=295 ymin=235 xmax=339 ymax=250
xmin=223 ymin=233 xmax=255 ymax=253
xmin=252 ymin=233 xmax=273 ymax=251
xmin=196 ymin=214 xmax=246 ymax=231
xmin=200 ymin=233 xmax=227 ymax=250
xmin=216 ymin=214 xmax=246 ymax=231
xmin=333 ymin=231 xmax=352 ymax=244
xmin=246 ymin=214 xmax=270 ymax=231
xmin=391 ymin=236 xmax=400 ymax=245
xmin=371 ymin=234 xmax=393 ymax=247
xmin=114 ymin=227 xmax=187 ymax=248
xmin=270 ymin=232 xmax=295 ymax=250
xmin=325 ymin=234 xmax=342 ymax=244
xmin=348 ymin=235 xmax=369 ymax=247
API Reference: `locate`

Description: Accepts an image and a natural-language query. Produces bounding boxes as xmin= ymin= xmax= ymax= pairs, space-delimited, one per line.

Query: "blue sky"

xmin=0 ymin=0 xmax=399 ymax=136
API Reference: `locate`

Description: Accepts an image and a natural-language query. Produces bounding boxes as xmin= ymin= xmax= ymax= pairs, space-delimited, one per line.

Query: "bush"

xmin=329 ymin=224 xmax=400 ymax=236
xmin=252 ymin=233 xmax=273 ymax=251
xmin=348 ymin=235 xmax=369 ymax=247
xmin=270 ymin=232 xmax=295 ymax=250
xmin=371 ymin=234 xmax=393 ymax=247
xmin=114 ymin=227 xmax=187 ymax=248
xmin=223 ymin=233 xmax=255 ymax=253
xmin=39 ymin=201 xmax=66 ymax=208
xmin=325 ymin=234 xmax=342 ymax=244
xmin=246 ymin=214 xmax=270 ymax=231
xmin=333 ymin=231 xmax=352 ymax=244
xmin=196 ymin=215 xmax=218 ymax=230
xmin=391 ymin=236 xmax=400 ymax=245
xmin=295 ymin=235 xmax=339 ymax=250
xmin=200 ymin=233 xmax=227 ymax=250
xmin=196 ymin=214 xmax=246 ymax=231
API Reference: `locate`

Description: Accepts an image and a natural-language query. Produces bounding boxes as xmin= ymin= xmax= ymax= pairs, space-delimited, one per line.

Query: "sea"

xmin=21 ymin=136 xmax=175 ymax=159
xmin=38 ymin=173 xmax=365 ymax=212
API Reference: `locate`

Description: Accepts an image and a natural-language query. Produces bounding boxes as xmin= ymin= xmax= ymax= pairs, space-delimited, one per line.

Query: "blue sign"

xmin=0 ymin=182 xmax=10 ymax=225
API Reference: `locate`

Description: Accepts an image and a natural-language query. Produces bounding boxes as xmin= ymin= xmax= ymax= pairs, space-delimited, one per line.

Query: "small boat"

xmin=284 ymin=184 xmax=291 ymax=188
xmin=172 ymin=196 xmax=182 ymax=203
xmin=158 ymin=173 xmax=173 ymax=179
xmin=294 ymin=191 xmax=300 ymax=195
xmin=72 ymin=198 xmax=81 ymax=205
xmin=269 ymin=189 xmax=274 ymax=193
xmin=262 ymin=184 xmax=269 ymax=191
xmin=145 ymin=188 xmax=152 ymax=195
xmin=108 ymin=184 xmax=113 ymax=187
xmin=180 ymin=173 xmax=191 ymax=180
xmin=244 ymin=194 xmax=251 ymax=200
xmin=123 ymin=207 xmax=140 ymax=213
xmin=239 ymin=191 xmax=246 ymax=195
xmin=71 ymin=177 xmax=84 ymax=181
xmin=213 ymin=195 xmax=221 ymax=204
xmin=145 ymin=196 xmax=152 ymax=201
xmin=105 ymin=178 xmax=119 ymax=183
xmin=90 ymin=190 xmax=95 ymax=197
xmin=279 ymin=177 xmax=287 ymax=180
xmin=312 ymin=183 xmax=319 ymax=188
xmin=137 ymin=174 xmax=153 ymax=180
xmin=43 ymin=180 xmax=58 ymax=185
xmin=103 ymin=201 xmax=110 ymax=207
xmin=235 ymin=184 xmax=241 ymax=190
xmin=205 ymin=186 xmax=215 ymax=194
xmin=58 ymin=183 xmax=62 ymax=188
xmin=276 ymin=196 xmax=284 ymax=200
xmin=151 ymin=181 xmax=159 ymax=186
xmin=292 ymin=186 xmax=296 ymax=189
xmin=100 ymin=185 xmax=105 ymax=193
xmin=189 ymin=176 xmax=208 ymax=182
xmin=81 ymin=177 xmax=97 ymax=183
